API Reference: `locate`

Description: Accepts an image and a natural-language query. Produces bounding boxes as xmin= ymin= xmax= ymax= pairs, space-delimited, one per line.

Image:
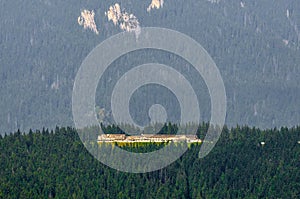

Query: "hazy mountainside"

xmin=0 ymin=126 xmax=299 ymax=198
xmin=0 ymin=0 xmax=300 ymax=134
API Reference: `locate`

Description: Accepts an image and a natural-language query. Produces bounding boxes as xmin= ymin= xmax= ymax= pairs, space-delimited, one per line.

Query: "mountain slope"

xmin=0 ymin=0 xmax=300 ymax=134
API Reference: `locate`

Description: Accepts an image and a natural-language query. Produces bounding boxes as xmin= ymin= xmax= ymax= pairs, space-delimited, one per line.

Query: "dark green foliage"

xmin=0 ymin=125 xmax=299 ymax=198
xmin=101 ymin=124 xmax=126 ymax=135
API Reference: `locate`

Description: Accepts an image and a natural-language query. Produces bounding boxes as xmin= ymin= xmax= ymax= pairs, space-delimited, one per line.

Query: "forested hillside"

xmin=0 ymin=0 xmax=300 ymax=134
xmin=0 ymin=125 xmax=299 ymax=198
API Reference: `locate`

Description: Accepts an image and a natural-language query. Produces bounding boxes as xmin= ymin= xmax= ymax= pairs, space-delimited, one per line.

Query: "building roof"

xmin=98 ymin=134 xmax=201 ymax=142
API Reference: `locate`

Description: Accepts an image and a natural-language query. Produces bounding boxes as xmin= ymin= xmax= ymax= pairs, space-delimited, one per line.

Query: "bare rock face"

xmin=105 ymin=3 xmax=141 ymax=37
xmin=147 ymin=0 xmax=164 ymax=12
xmin=78 ymin=9 xmax=99 ymax=35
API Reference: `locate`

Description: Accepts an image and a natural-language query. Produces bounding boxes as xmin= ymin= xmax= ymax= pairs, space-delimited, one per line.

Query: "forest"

xmin=0 ymin=124 xmax=299 ymax=198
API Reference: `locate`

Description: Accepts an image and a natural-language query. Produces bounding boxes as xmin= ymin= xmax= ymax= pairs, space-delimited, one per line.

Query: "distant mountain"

xmin=0 ymin=0 xmax=299 ymax=134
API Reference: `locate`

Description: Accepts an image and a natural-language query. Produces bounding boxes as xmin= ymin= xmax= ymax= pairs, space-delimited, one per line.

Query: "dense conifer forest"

xmin=0 ymin=125 xmax=299 ymax=198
